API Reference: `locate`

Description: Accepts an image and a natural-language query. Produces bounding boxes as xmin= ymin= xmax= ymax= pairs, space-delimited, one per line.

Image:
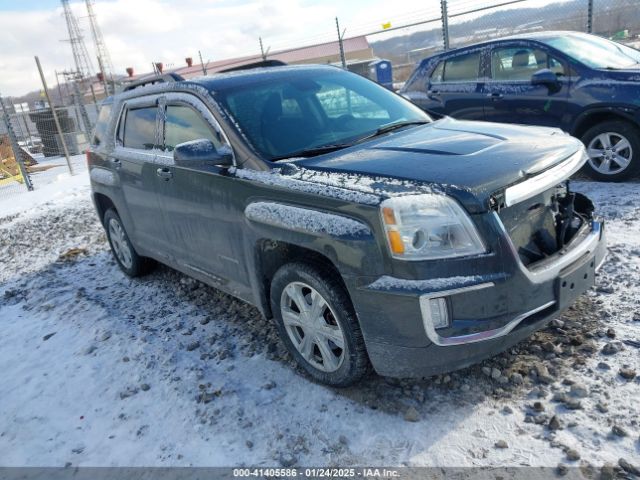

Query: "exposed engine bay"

xmin=496 ymin=182 xmax=595 ymax=266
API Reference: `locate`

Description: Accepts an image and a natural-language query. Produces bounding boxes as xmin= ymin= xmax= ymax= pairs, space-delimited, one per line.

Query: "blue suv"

xmin=401 ymin=31 xmax=640 ymax=181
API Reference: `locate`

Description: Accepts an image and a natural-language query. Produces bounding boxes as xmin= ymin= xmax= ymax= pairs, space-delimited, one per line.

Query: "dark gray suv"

xmin=88 ymin=64 xmax=606 ymax=386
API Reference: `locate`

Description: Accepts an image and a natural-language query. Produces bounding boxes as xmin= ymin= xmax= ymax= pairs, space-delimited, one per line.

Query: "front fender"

xmin=242 ymin=200 xmax=385 ymax=278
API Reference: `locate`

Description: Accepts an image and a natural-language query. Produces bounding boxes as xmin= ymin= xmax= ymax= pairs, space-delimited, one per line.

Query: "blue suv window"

xmin=491 ymin=47 xmax=565 ymax=80
xmin=430 ymin=61 xmax=444 ymax=83
xmin=443 ymin=52 xmax=480 ymax=82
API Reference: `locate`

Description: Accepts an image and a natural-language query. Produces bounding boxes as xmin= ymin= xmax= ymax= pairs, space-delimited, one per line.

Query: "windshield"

xmin=541 ymin=33 xmax=640 ymax=69
xmin=214 ymin=69 xmax=430 ymax=160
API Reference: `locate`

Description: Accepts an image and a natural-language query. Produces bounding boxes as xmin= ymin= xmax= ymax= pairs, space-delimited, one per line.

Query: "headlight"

xmin=380 ymin=194 xmax=486 ymax=260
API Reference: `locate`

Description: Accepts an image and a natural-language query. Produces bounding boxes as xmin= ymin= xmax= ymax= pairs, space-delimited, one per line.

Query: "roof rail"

xmin=219 ymin=59 xmax=287 ymax=73
xmin=123 ymin=72 xmax=185 ymax=92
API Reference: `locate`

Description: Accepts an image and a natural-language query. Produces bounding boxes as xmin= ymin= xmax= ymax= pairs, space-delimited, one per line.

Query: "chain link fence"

xmin=0 ymin=90 xmax=94 ymax=202
xmin=361 ymin=0 xmax=640 ymax=85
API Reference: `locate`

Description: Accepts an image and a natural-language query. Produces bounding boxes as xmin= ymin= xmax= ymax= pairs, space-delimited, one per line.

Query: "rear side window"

xmin=92 ymin=103 xmax=112 ymax=145
xmin=443 ymin=52 xmax=480 ymax=82
xmin=430 ymin=61 xmax=444 ymax=83
xmin=164 ymin=105 xmax=222 ymax=151
xmin=123 ymin=107 xmax=157 ymax=150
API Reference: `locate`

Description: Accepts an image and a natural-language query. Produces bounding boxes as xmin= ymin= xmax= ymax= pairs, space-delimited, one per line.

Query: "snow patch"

xmin=231 ymin=167 xmax=381 ymax=205
xmin=368 ymin=274 xmax=488 ymax=292
xmin=89 ymin=167 xmax=117 ymax=187
xmin=245 ymin=202 xmax=371 ymax=237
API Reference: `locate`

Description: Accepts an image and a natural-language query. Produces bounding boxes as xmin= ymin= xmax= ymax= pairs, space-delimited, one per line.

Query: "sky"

xmin=0 ymin=0 xmax=448 ymax=97
xmin=0 ymin=0 xmax=561 ymax=97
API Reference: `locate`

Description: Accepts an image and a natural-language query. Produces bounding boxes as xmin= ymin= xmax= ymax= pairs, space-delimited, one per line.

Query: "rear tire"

xmin=270 ymin=262 xmax=370 ymax=387
xmin=103 ymin=208 xmax=155 ymax=277
xmin=581 ymin=120 xmax=640 ymax=181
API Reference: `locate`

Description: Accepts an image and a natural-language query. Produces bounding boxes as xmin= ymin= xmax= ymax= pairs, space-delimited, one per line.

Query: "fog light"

xmin=420 ymin=297 xmax=449 ymax=330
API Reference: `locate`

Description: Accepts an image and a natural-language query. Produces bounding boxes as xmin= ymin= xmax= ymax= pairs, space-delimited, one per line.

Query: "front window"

xmin=214 ymin=69 xmax=430 ymax=161
xmin=164 ymin=104 xmax=222 ymax=152
xmin=541 ymin=33 xmax=640 ymax=69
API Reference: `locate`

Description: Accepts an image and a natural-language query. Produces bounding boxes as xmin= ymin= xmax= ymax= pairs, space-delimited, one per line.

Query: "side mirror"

xmin=531 ymin=69 xmax=559 ymax=89
xmin=173 ymin=139 xmax=233 ymax=168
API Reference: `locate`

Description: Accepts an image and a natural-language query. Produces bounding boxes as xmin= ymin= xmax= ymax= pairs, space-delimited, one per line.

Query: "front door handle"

xmin=110 ymin=157 xmax=122 ymax=169
xmin=486 ymin=92 xmax=504 ymax=100
xmin=156 ymin=167 xmax=173 ymax=180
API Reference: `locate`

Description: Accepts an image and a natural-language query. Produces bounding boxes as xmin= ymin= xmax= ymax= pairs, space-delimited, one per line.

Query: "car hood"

xmin=294 ymin=117 xmax=584 ymax=212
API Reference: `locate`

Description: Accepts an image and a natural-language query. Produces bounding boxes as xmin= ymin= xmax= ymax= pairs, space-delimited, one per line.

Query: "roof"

xmin=418 ymin=30 xmax=589 ymax=64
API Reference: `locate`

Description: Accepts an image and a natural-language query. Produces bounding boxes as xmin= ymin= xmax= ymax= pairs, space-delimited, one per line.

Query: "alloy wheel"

xmin=587 ymin=131 xmax=632 ymax=176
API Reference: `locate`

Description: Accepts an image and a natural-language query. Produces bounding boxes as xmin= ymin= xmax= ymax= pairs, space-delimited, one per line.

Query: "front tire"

xmin=270 ymin=262 xmax=370 ymax=387
xmin=581 ymin=120 xmax=640 ymax=181
xmin=103 ymin=208 xmax=155 ymax=277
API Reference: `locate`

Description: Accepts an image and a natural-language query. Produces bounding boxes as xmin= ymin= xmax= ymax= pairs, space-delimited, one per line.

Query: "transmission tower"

xmin=85 ymin=0 xmax=114 ymax=94
xmin=61 ymin=0 xmax=94 ymax=88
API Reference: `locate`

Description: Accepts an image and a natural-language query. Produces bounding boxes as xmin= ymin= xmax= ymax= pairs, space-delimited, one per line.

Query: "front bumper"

xmin=352 ymin=218 xmax=607 ymax=378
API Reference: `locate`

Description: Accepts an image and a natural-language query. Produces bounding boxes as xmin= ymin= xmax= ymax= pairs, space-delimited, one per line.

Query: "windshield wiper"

xmin=354 ymin=120 xmax=430 ymax=144
xmin=270 ymin=120 xmax=430 ymax=161
xmin=271 ymin=143 xmax=353 ymax=161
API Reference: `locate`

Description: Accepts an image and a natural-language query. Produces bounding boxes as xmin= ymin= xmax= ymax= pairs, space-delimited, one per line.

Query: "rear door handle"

xmin=486 ymin=92 xmax=504 ymax=100
xmin=110 ymin=157 xmax=121 ymax=169
xmin=156 ymin=167 xmax=173 ymax=180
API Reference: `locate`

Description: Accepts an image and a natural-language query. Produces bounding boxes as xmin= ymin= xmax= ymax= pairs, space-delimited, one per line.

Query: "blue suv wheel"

xmin=581 ymin=120 xmax=640 ymax=182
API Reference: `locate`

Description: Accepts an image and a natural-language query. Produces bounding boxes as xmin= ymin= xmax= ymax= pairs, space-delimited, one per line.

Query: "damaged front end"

xmin=494 ymin=182 xmax=596 ymax=267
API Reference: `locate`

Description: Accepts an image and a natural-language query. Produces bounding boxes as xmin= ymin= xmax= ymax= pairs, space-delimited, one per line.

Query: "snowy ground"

xmin=0 ymin=170 xmax=638 ymax=474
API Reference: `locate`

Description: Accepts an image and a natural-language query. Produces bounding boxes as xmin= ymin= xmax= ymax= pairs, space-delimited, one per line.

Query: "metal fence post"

xmin=336 ymin=17 xmax=347 ymax=69
xmin=35 ymin=56 xmax=74 ymax=175
xmin=586 ymin=0 xmax=594 ymax=33
xmin=0 ymin=94 xmax=33 ymax=191
xmin=441 ymin=0 xmax=450 ymax=50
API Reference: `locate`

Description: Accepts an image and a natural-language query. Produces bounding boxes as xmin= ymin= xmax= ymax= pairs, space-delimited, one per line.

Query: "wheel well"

xmin=572 ymin=111 xmax=638 ymax=139
xmin=255 ymin=240 xmax=350 ymax=319
xmin=93 ymin=193 xmax=116 ymax=224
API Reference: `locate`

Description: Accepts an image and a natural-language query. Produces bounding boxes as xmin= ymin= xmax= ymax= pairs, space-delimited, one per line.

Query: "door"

xmin=114 ymin=98 xmax=169 ymax=255
xmin=153 ymin=94 xmax=247 ymax=291
xmin=423 ymin=49 xmax=486 ymax=120
xmin=483 ymin=44 xmax=569 ymax=126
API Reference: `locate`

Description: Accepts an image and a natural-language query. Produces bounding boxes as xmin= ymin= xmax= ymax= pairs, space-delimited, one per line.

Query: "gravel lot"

xmin=0 ymin=174 xmax=638 ymax=474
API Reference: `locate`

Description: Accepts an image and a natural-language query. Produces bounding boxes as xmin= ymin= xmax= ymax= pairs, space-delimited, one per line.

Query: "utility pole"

xmin=336 ymin=17 xmax=347 ymax=69
xmin=586 ymin=0 xmax=594 ymax=33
